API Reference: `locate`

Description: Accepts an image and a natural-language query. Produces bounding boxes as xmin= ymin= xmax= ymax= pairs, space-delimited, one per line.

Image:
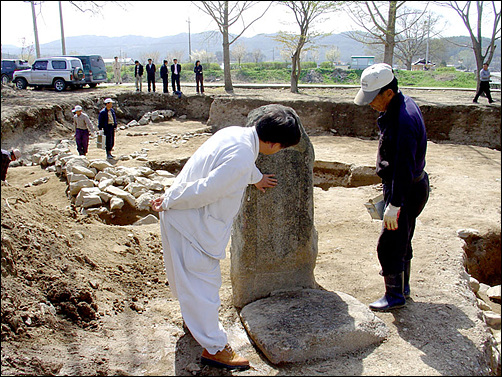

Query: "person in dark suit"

xmin=134 ymin=60 xmax=144 ymax=92
xmin=194 ymin=60 xmax=204 ymax=94
xmin=171 ymin=58 xmax=181 ymax=93
xmin=160 ymin=60 xmax=170 ymax=94
xmin=146 ymin=58 xmax=156 ymax=92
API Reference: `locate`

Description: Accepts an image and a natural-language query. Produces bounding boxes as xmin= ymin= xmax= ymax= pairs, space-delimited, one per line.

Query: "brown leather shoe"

xmin=201 ymin=344 xmax=250 ymax=370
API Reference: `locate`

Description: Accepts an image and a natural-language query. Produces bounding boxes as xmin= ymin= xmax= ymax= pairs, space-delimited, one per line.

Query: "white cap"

xmin=104 ymin=98 xmax=114 ymax=104
xmin=72 ymin=105 xmax=82 ymax=112
xmin=12 ymin=149 xmax=21 ymax=159
xmin=354 ymin=63 xmax=395 ymax=106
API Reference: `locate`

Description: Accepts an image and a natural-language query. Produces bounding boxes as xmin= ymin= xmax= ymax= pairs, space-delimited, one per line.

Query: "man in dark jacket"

xmin=134 ymin=60 xmax=144 ymax=92
xmin=354 ymin=63 xmax=429 ymax=312
xmin=171 ymin=58 xmax=181 ymax=93
xmin=98 ymin=98 xmax=118 ymax=160
xmin=160 ymin=60 xmax=169 ymax=94
xmin=145 ymin=58 xmax=156 ymax=92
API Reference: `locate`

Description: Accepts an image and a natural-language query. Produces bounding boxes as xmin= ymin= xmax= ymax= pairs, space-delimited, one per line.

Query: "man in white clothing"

xmin=112 ymin=56 xmax=122 ymax=84
xmin=150 ymin=105 xmax=301 ymax=370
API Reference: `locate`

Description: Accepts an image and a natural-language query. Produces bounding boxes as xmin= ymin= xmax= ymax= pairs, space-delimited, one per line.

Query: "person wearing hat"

xmin=1 ymin=148 xmax=21 ymax=183
xmin=98 ymin=98 xmax=118 ymax=159
xmin=354 ymin=63 xmax=430 ymax=311
xmin=73 ymin=105 xmax=96 ymax=156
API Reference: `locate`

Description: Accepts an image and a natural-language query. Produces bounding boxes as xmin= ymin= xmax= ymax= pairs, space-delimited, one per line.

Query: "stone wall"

xmin=207 ymin=97 xmax=501 ymax=150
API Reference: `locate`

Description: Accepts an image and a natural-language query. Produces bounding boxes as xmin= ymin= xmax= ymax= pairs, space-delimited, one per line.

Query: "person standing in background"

xmin=134 ymin=60 xmax=144 ymax=92
xmin=72 ymin=105 xmax=96 ymax=156
xmin=171 ymin=58 xmax=181 ymax=93
xmin=473 ymin=62 xmax=494 ymax=104
xmin=194 ymin=60 xmax=204 ymax=95
xmin=112 ymin=56 xmax=122 ymax=85
xmin=98 ymin=98 xmax=118 ymax=160
xmin=160 ymin=60 xmax=170 ymax=94
xmin=146 ymin=58 xmax=156 ymax=93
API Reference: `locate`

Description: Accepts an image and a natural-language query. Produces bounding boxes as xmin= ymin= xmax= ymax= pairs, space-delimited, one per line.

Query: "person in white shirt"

xmin=150 ymin=105 xmax=301 ymax=370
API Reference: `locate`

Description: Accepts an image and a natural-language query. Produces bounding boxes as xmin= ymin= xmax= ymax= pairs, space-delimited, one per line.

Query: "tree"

xmin=275 ymin=1 xmax=341 ymax=93
xmin=232 ymin=43 xmax=247 ymax=67
xmin=437 ymin=1 xmax=501 ymax=85
xmin=252 ymin=49 xmax=264 ymax=63
xmin=345 ymin=1 xmax=429 ymax=66
xmin=394 ymin=9 xmax=445 ymax=69
xmin=26 ymin=1 xmax=127 ymax=57
xmin=193 ymin=1 xmax=273 ymax=93
xmin=325 ymin=46 xmax=341 ymax=66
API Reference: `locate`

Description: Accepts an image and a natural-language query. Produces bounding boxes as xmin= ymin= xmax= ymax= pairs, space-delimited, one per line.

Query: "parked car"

xmin=1 ymin=59 xmax=30 ymax=85
xmin=69 ymin=55 xmax=107 ymax=88
xmin=13 ymin=56 xmax=85 ymax=92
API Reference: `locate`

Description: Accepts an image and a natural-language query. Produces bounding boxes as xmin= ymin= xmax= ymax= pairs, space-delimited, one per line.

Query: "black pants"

xmin=103 ymin=126 xmax=115 ymax=154
xmin=196 ymin=74 xmax=204 ymax=93
xmin=147 ymin=75 xmax=156 ymax=92
xmin=162 ymin=78 xmax=169 ymax=93
xmin=377 ymin=173 xmax=430 ymax=276
xmin=172 ymin=74 xmax=180 ymax=92
xmin=473 ymin=81 xmax=493 ymax=102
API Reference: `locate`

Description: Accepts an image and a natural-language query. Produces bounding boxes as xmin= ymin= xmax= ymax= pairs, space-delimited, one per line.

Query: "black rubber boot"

xmin=369 ymin=273 xmax=406 ymax=311
xmin=403 ymin=260 xmax=411 ymax=299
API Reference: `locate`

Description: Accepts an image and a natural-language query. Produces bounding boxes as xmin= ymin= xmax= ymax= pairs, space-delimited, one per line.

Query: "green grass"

xmin=110 ymin=63 xmax=479 ymax=88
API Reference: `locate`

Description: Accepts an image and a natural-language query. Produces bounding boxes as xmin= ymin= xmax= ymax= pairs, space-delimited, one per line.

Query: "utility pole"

xmin=59 ymin=1 xmax=66 ymax=55
xmin=425 ymin=12 xmax=430 ymax=66
xmin=187 ymin=17 xmax=192 ymax=62
xmin=30 ymin=1 xmax=41 ymax=58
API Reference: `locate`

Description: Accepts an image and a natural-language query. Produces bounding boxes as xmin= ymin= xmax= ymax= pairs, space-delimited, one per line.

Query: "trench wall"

xmin=2 ymin=92 xmax=500 ymax=150
xmin=207 ymin=97 xmax=501 ymax=150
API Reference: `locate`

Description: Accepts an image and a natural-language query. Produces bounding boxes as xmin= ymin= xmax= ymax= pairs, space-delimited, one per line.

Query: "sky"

xmin=0 ymin=1 xmax=498 ymax=48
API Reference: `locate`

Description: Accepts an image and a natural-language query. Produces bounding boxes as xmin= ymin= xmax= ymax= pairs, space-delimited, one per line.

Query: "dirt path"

xmin=1 ymin=85 xmax=501 ymax=376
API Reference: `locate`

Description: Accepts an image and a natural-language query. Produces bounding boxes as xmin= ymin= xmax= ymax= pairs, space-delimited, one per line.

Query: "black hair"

xmin=255 ymin=107 xmax=301 ymax=148
xmin=378 ymin=76 xmax=399 ymax=95
xmin=195 ymin=60 xmax=200 ymax=65
xmin=135 ymin=60 xmax=139 ymax=64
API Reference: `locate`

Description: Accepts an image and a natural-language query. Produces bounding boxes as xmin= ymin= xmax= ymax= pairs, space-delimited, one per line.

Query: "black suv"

xmin=1 ymin=59 xmax=30 ymax=85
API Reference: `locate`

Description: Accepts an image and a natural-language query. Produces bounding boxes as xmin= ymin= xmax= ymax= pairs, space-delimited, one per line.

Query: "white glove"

xmin=383 ymin=204 xmax=400 ymax=230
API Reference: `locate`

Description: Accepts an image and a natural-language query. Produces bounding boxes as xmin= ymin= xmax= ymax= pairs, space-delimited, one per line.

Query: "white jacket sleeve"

xmin=162 ymin=160 xmax=257 ymax=211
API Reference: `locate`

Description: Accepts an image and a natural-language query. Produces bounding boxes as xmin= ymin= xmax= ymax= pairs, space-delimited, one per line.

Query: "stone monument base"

xmin=239 ymin=289 xmax=388 ymax=364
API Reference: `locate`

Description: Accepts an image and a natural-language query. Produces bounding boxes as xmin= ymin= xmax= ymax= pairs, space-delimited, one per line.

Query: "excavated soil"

xmin=1 ymin=83 xmax=501 ymax=376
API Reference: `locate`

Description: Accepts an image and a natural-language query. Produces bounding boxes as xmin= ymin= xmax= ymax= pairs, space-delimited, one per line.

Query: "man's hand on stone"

xmin=254 ymin=174 xmax=277 ymax=193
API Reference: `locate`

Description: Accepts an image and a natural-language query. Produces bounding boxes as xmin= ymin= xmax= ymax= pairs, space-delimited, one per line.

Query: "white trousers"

xmin=159 ymin=215 xmax=228 ymax=354
xmin=114 ymin=69 xmax=122 ymax=83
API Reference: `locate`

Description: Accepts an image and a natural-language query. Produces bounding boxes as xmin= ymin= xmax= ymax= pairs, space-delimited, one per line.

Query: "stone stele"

xmin=230 ymin=104 xmax=318 ymax=309
xmin=230 ymin=104 xmax=388 ymax=365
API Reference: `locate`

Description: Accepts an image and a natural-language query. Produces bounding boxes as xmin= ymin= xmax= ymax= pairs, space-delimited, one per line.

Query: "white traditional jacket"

xmin=160 ymin=126 xmax=263 ymax=259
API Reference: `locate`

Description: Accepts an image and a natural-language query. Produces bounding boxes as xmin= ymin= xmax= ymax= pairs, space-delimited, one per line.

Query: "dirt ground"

xmin=1 ymin=83 xmax=501 ymax=376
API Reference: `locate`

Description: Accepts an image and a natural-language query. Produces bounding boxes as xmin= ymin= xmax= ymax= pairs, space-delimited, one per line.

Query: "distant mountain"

xmin=1 ymin=32 xmax=369 ymax=64
xmin=2 ymin=32 xmax=498 ymax=70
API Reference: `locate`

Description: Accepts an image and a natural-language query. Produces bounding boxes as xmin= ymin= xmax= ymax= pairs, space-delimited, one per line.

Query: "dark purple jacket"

xmin=376 ymin=91 xmax=427 ymax=207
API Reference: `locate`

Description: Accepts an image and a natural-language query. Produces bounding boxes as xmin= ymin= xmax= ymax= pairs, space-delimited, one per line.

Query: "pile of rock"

xmin=458 ymin=228 xmax=501 ymax=374
xmin=29 ymin=140 xmax=176 ymax=224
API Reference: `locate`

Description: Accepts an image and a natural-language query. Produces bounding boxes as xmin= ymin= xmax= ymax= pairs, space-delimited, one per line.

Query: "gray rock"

xmin=133 ymin=214 xmax=159 ymax=226
xmin=487 ymin=285 xmax=501 ymax=300
xmin=230 ymin=104 xmax=317 ymax=308
xmin=240 ymin=289 xmax=388 ymax=364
